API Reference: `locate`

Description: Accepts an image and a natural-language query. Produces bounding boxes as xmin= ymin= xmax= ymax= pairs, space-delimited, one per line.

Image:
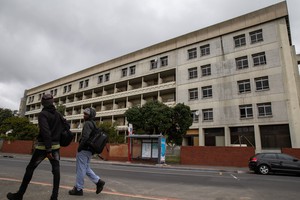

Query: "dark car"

xmin=248 ymin=153 xmax=300 ymax=175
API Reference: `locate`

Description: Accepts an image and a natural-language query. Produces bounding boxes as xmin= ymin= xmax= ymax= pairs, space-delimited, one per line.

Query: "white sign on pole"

xmin=128 ymin=123 xmax=133 ymax=135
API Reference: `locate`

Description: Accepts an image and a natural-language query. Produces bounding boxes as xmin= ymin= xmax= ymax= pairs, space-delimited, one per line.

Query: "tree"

xmin=125 ymin=101 xmax=193 ymax=146
xmin=167 ymin=103 xmax=193 ymax=146
xmin=125 ymin=101 xmax=173 ymax=135
xmin=140 ymin=101 xmax=173 ymax=134
xmin=0 ymin=108 xmax=13 ymax=126
xmin=123 ymin=106 xmax=143 ymax=131
xmin=0 ymin=116 xmax=38 ymax=140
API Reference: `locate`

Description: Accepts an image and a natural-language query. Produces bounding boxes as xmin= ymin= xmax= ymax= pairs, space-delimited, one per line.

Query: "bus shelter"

xmin=127 ymin=134 xmax=166 ymax=164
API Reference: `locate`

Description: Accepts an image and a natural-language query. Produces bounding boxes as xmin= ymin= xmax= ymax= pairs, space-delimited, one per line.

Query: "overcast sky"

xmin=0 ymin=0 xmax=299 ymax=111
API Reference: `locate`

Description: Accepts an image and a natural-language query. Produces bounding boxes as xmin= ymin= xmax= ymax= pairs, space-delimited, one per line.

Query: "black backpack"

xmin=58 ymin=113 xmax=74 ymax=147
xmin=87 ymin=122 xmax=109 ymax=154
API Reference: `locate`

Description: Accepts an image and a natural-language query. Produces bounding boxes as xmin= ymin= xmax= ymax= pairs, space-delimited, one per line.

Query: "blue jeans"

xmin=75 ymin=150 xmax=100 ymax=190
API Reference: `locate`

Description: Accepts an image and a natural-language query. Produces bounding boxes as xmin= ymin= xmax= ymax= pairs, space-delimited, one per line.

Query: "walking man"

xmin=7 ymin=94 xmax=63 ymax=200
xmin=69 ymin=107 xmax=105 ymax=196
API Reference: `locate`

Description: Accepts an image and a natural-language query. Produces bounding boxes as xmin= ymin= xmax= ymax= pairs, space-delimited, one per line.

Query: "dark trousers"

xmin=18 ymin=149 xmax=60 ymax=198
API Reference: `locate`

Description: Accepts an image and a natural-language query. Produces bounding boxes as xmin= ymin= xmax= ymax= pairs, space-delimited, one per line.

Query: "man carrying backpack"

xmin=69 ymin=107 xmax=105 ymax=196
xmin=7 ymin=94 xmax=62 ymax=200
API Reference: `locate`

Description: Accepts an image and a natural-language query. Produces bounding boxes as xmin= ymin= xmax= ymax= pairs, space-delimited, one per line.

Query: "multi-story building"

xmin=20 ymin=1 xmax=300 ymax=152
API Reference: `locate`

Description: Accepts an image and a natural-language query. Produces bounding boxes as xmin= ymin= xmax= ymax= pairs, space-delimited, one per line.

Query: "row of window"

xmin=188 ymin=51 xmax=266 ymax=80
xmin=150 ymin=56 xmax=169 ymax=70
xmin=188 ymin=76 xmax=269 ymax=100
xmin=188 ymin=44 xmax=210 ymax=59
xmin=234 ymin=29 xmax=263 ymax=47
xmin=187 ymin=29 xmax=263 ymax=60
xmin=122 ymin=66 xmax=136 ymax=77
xmin=192 ymin=102 xmax=272 ymax=122
xmin=238 ymin=77 xmax=269 ymax=93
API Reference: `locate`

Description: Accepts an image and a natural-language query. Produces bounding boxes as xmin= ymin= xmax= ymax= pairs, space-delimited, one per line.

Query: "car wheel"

xmin=258 ymin=164 xmax=270 ymax=175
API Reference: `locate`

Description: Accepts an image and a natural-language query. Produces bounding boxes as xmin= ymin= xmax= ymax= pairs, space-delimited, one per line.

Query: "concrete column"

xmin=254 ymin=124 xmax=262 ymax=153
xmin=224 ymin=126 xmax=231 ymax=146
xmin=199 ymin=127 xmax=205 ymax=146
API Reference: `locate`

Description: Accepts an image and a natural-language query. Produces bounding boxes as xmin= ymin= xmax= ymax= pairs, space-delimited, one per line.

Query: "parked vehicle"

xmin=248 ymin=153 xmax=300 ymax=175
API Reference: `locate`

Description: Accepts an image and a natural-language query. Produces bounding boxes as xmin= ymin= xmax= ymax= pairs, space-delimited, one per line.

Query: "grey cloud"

xmin=0 ymin=0 xmax=299 ymax=110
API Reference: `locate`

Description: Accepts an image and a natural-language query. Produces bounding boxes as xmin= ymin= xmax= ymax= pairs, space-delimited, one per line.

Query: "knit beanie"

xmin=41 ymin=94 xmax=54 ymax=107
xmin=83 ymin=108 xmax=91 ymax=115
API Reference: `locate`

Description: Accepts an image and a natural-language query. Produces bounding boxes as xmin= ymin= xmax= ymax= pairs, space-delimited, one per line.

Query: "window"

xmin=189 ymin=88 xmax=198 ymax=100
xmin=160 ymin=56 xmax=168 ymax=67
xmin=257 ymin=102 xmax=272 ymax=117
xmin=255 ymin=76 xmax=269 ymax=91
xmin=188 ymin=48 xmax=197 ymax=59
xmin=236 ymin=56 xmax=249 ymax=69
xmin=129 ymin=66 xmax=136 ymax=75
xmin=28 ymin=96 xmax=34 ymax=103
xmin=38 ymin=94 xmax=42 ymax=100
xmin=252 ymin=52 xmax=266 ymax=66
xmin=263 ymin=154 xmax=276 ymax=159
xmin=191 ymin=110 xmax=199 ymax=123
xmin=105 ymin=73 xmax=110 ymax=82
xmin=50 ymin=89 xmax=57 ymax=96
xmin=239 ymin=104 xmax=253 ymax=119
xmin=237 ymin=79 xmax=251 ymax=93
xmin=202 ymin=86 xmax=212 ymax=98
xmin=260 ymin=125 xmax=291 ymax=149
xmin=277 ymin=154 xmax=294 ymax=161
xmin=203 ymin=108 xmax=213 ymax=121
xmin=63 ymin=86 xmax=67 ymax=93
xmin=234 ymin=34 xmax=246 ymax=47
xmin=201 ymin=64 xmax=211 ymax=76
xmin=79 ymin=80 xmax=89 ymax=89
xmin=200 ymin=44 xmax=210 ymax=56
xmin=84 ymin=80 xmax=89 ymax=88
xmin=98 ymin=75 xmax=103 ymax=84
xmin=150 ymin=59 xmax=158 ymax=69
xmin=122 ymin=68 xmax=127 ymax=77
xmin=68 ymin=84 xmax=72 ymax=92
xmin=79 ymin=81 xmax=84 ymax=89
xmin=188 ymin=67 xmax=198 ymax=79
xmin=230 ymin=126 xmax=255 ymax=147
xmin=250 ymin=29 xmax=263 ymax=44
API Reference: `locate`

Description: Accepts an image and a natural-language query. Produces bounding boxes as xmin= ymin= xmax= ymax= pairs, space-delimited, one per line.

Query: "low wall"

xmin=60 ymin=142 xmax=79 ymax=157
xmin=181 ymin=146 xmax=255 ymax=167
xmin=107 ymin=144 xmax=127 ymax=161
xmin=1 ymin=140 xmax=34 ymax=154
xmin=281 ymin=148 xmax=300 ymax=159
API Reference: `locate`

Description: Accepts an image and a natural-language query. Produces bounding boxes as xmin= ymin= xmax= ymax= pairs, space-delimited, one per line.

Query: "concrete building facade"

xmin=20 ymin=1 xmax=300 ymax=152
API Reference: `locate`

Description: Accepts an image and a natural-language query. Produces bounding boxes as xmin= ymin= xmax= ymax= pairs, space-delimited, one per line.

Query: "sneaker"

xmin=7 ymin=192 xmax=23 ymax=200
xmin=96 ymin=179 xmax=105 ymax=194
xmin=68 ymin=186 xmax=83 ymax=196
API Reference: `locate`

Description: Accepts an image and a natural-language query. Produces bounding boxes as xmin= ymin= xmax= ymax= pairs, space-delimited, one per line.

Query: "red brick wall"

xmin=281 ymin=148 xmax=300 ymax=159
xmin=60 ymin=142 xmax=79 ymax=157
xmin=181 ymin=146 xmax=255 ymax=167
xmin=1 ymin=140 xmax=34 ymax=154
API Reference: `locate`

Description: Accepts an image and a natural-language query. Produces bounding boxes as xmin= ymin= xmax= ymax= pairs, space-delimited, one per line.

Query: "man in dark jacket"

xmin=69 ymin=107 xmax=105 ymax=196
xmin=7 ymin=94 xmax=63 ymax=200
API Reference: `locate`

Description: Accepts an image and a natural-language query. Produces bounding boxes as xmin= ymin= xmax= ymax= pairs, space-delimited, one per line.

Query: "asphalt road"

xmin=1 ymin=155 xmax=300 ymax=200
